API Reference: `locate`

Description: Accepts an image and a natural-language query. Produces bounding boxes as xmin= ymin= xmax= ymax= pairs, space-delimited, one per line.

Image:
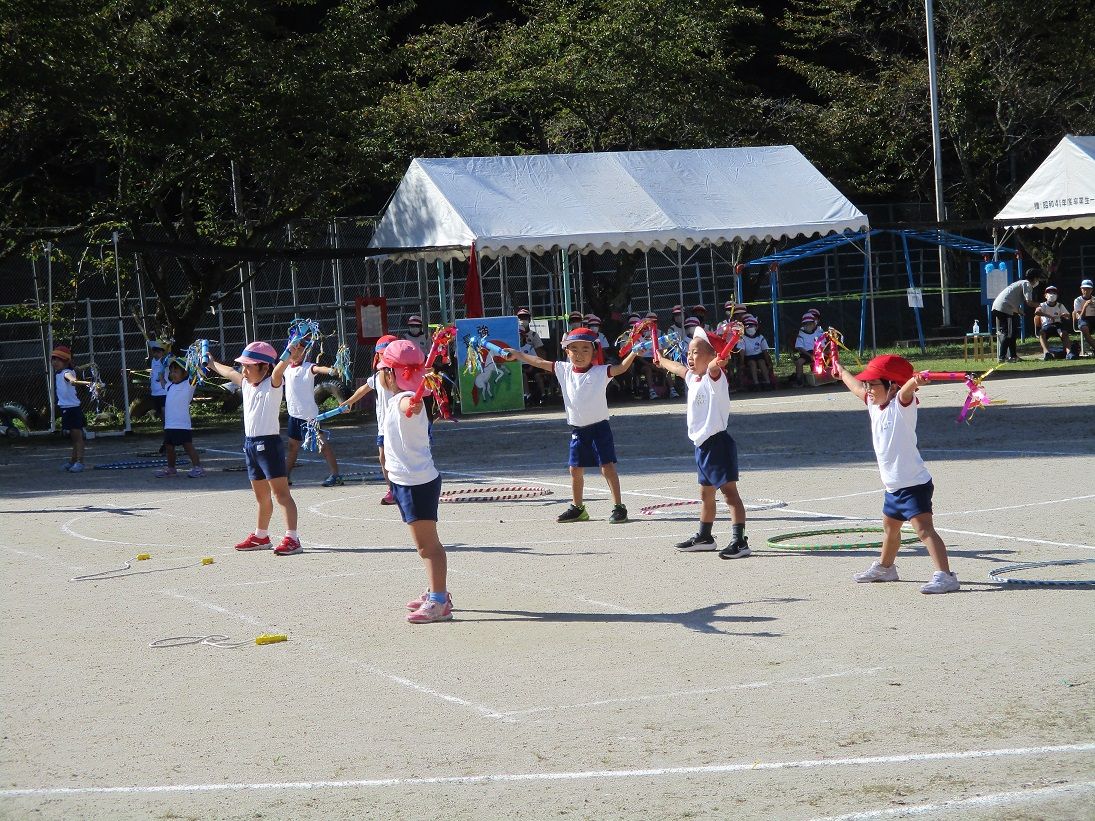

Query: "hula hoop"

xmin=987 ymin=558 xmax=1095 ymax=587
xmin=439 ymin=485 xmax=552 ymax=503
xmin=94 ymin=458 xmax=190 ymax=470
xmin=639 ymin=498 xmax=788 ymax=517
xmin=765 ymin=527 xmax=919 ymax=551
xmin=70 ymin=557 xmax=214 ymax=582
xmin=135 ymin=449 xmax=204 ymax=457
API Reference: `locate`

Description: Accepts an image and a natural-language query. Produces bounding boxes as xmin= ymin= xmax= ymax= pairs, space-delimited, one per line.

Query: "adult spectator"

xmin=1074 ymin=279 xmax=1095 ymax=355
xmin=990 ymin=269 xmax=1045 ymax=362
xmin=401 ymin=315 xmax=431 ymax=358
xmin=517 ymin=308 xmax=545 ymax=357
xmin=1034 ymin=285 xmax=1071 ymax=360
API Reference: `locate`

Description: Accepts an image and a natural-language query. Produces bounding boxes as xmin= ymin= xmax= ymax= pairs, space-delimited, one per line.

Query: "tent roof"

xmin=368 ymin=147 xmax=869 ymax=261
xmin=994 ymin=135 xmax=1095 ymax=229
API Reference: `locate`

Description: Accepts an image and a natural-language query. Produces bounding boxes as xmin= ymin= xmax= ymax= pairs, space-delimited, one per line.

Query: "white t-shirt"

xmin=164 ymin=379 xmax=196 ymax=430
xmin=241 ymin=376 xmax=283 ymax=437
xmin=686 ymin=370 xmax=731 ymax=446
xmin=1074 ymin=294 xmax=1095 ymax=318
xmin=553 ymin=362 xmax=611 ymax=427
xmin=366 ymin=374 xmax=393 ymax=430
xmin=795 ymin=327 xmax=826 ymax=353
xmin=382 ymin=391 xmax=439 ymax=486
xmin=1037 ymin=301 xmax=1069 ymax=328
xmin=401 ymin=331 xmax=431 ymax=359
xmin=866 ymin=396 xmax=932 ymax=492
xmin=991 ymin=280 xmax=1032 ymax=315
xmin=149 ymin=357 xmax=168 ymax=397
xmin=55 ymin=369 xmax=79 ymax=408
xmin=284 ymin=362 xmax=319 ymax=419
xmin=741 ymin=333 xmax=769 ymax=356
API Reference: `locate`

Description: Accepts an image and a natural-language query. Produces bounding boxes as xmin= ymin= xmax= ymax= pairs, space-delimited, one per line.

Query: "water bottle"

xmin=972 ymin=320 xmax=980 ymax=334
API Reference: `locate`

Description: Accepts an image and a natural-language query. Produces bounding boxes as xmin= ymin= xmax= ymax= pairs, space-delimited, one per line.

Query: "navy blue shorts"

xmin=882 ymin=480 xmax=934 ymax=521
xmin=163 ymin=428 xmax=192 ymax=446
xmin=244 ymin=435 xmax=287 ymax=481
xmin=151 ymin=394 xmax=166 ymax=419
xmin=695 ymin=430 xmax=739 ymax=487
xmin=392 ymin=475 xmax=442 ymax=523
xmin=60 ymin=407 xmax=85 ymax=431
xmin=287 ymin=415 xmax=306 ymax=442
xmin=376 ymin=434 xmax=384 ymax=448
xmin=568 ymin=419 xmax=617 ymax=468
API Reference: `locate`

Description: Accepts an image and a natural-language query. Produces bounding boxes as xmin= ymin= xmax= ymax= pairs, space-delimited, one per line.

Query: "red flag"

xmin=463 ymin=243 xmax=484 ymax=318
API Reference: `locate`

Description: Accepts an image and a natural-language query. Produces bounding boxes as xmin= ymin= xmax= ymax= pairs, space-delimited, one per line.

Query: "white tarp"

xmin=368 ymin=146 xmax=869 ymax=260
xmin=994 ymin=135 xmax=1095 ymax=230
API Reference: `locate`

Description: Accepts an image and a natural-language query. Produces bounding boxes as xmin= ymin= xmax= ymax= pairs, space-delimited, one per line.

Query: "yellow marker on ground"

xmin=255 ymin=634 xmax=288 ymax=645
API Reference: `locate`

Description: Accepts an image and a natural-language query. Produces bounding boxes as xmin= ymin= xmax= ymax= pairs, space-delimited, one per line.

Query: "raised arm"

xmin=608 ymin=349 xmax=639 ymax=377
xmin=836 ymin=362 xmax=867 ymax=401
xmin=655 ymin=356 xmax=689 ymax=379
xmin=897 ymin=373 xmax=925 ymax=406
xmin=312 ymin=364 xmax=336 ymax=377
xmin=341 ymin=380 xmax=375 ymax=409
xmin=271 ymin=358 xmax=290 ymax=388
xmin=506 ymin=347 xmax=555 ymax=372
xmin=205 ymin=355 xmax=243 ymax=386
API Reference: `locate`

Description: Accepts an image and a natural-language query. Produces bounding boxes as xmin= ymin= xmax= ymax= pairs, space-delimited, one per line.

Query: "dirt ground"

xmin=1 ymin=371 xmax=1093 ymax=820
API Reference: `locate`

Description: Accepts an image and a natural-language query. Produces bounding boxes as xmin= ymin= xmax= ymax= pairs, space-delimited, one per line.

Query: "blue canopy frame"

xmin=742 ymin=229 xmax=1015 ymax=357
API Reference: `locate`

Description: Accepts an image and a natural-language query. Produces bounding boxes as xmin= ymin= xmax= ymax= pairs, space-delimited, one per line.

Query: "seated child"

xmin=508 ymin=328 xmax=639 ymax=523
xmin=836 ymin=355 xmax=959 ymax=594
xmin=155 ymin=357 xmax=205 ymax=478
xmin=653 ymin=329 xmax=750 ymax=558
xmin=793 ymin=312 xmax=826 ymax=386
xmin=740 ymin=316 xmax=774 ymax=389
xmin=1035 ymin=285 xmax=1071 ymax=360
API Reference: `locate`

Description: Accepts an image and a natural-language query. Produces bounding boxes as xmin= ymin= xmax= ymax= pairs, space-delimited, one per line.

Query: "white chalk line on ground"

xmin=2 ymin=743 xmax=1091 ymax=798
xmin=809 ymin=780 xmax=1095 ymax=821
xmin=0 ymin=545 xmax=85 ymax=571
xmin=495 ymin=668 xmax=883 ymax=718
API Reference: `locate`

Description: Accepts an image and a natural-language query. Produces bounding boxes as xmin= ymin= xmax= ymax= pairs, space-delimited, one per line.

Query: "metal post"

xmin=900 ymin=232 xmax=927 ymax=352
xmin=644 ymin=251 xmax=652 ymax=309
xmin=45 ymin=243 xmax=56 ymax=431
xmin=436 ymin=259 xmax=447 ymax=323
xmin=501 ymin=256 xmax=509 ymax=315
xmin=416 ymin=259 xmax=430 ymax=326
xmin=287 ymin=224 xmax=299 ymax=316
xmin=230 ymin=161 xmax=252 ymax=341
xmin=32 ymin=255 xmax=54 ymax=432
xmin=112 ymin=232 xmax=132 ymax=432
xmin=770 ymin=265 xmax=781 ymax=360
xmin=448 ymin=260 xmax=455 ymax=322
xmin=85 ymin=298 xmax=95 ymax=363
xmin=215 ymin=291 xmax=227 ymax=359
xmin=574 ymin=253 xmax=583 ymax=315
xmin=525 ymin=255 xmax=533 ymax=315
xmin=676 ymin=247 xmax=685 ymax=312
xmin=858 ymin=243 xmax=870 ymax=358
xmin=560 ymin=249 xmax=573 ymax=316
xmin=925 ymin=0 xmax=951 ymax=325
xmin=331 ymin=220 xmax=346 ymax=342
xmin=867 ymin=233 xmax=877 ymax=353
xmin=133 ymin=254 xmax=148 ymax=340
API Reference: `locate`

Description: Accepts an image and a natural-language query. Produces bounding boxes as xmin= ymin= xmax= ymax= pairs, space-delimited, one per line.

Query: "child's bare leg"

xmin=320 ymin=435 xmax=340 ymax=474
xmin=570 ymin=466 xmax=585 ymax=506
xmin=720 ymin=481 xmax=746 ymax=524
xmin=409 ymin=519 xmax=447 ymax=593
xmin=269 ymin=476 xmax=297 ymax=531
xmin=165 ymin=443 xmax=177 ymax=470
xmin=71 ymin=428 xmax=84 ymax=463
xmin=600 ymin=462 xmax=622 ymax=505
xmin=879 ymin=514 xmax=904 ymax=567
xmin=251 ymin=479 xmax=274 ymax=531
xmin=378 ymin=446 xmax=390 ymax=486
xmin=285 ymin=438 xmax=301 ymax=477
xmin=699 ymin=484 xmax=717 ymax=523
xmin=182 ymin=442 xmax=201 ymax=467
xmin=747 ymin=360 xmax=759 ymax=383
xmin=908 ymin=511 xmax=950 ymax=573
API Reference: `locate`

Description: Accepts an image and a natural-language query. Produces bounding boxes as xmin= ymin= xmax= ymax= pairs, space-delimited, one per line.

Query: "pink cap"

xmin=684 ymin=317 xmax=700 ymax=328
xmin=235 ymin=341 xmax=278 ymax=365
xmin=407 ymin=315 xmax=423 ymax=326
xmin=380 ymin=339 xmax=426 ymax=392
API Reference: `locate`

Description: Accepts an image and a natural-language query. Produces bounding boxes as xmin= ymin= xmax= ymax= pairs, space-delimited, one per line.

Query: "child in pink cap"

xmin=376 ymin=339 xmax=452 ymax=624
xmin=836 ymin=355 xmax=959 ymax=594
xmin=206 ymin=341 xmax=301 ymax=556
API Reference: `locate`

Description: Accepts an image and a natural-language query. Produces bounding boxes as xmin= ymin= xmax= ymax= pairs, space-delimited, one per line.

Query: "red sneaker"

xmin=273 ymin=535 xmax=303 ymax=556
xmin=380 ymin=489 xmax=396 ymax=505
xmin=234 ymin=533 xmax=271 ymax=551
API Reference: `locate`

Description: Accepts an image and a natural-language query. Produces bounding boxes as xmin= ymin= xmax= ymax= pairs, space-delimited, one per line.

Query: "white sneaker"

xmin=68 ymin=462 xmax=85 ymax=473
xmin=648 ymin=388 xmax=658 ymax=399
xmin=670 ymin=387 xmax=680 ymax=399
xmin=853 ymin=561 xmax=899 ymax=583
xmin=920 ymin=570 xmax=960 ymax=594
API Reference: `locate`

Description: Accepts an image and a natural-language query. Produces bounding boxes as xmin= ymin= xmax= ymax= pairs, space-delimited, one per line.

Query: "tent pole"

xmin=858 ymin=241 xmax=869 ymax=358
xmin=501 ymin=256 xmax=508 ymax=315
xmin=112 ymin=233 xmax=132 ymax=433
xmin=644 ymin=251 xmax=652 ymax=309
xmin=868 ymin=233 xmax=877 ymax=354
xmin=416 ymin=260 xmax=429 ymax=327
xmin=900 ymin=232 xmax=927 ymax=352
xmin=525 ymin=255 xmax=532 ymax=316
xmin=677 ymin=248 xmax=684 ymax=314
xmin=561 ymin=250 xmax=573 ymax=317
xmin=449 ymin=260 xmax=456 ymax=322
xmin=575 ymin=253 xmax=583 ymax=315
xmin=436 ymin=259 xmax=447 ymax=324
xmin=770 ymin=265 xmax=780 ymax=360
xmin=709 ymin=246 xmax=718 ymax=313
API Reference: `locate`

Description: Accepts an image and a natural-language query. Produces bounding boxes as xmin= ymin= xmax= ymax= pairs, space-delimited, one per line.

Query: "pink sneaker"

xmin=234 ymin=533 xmax=272 ymax=551
xmin=406 ymin=596 xmax=453 ymax=624
xmin=406 ymin=590 xmax=429 ymax=610
xmin=380 ymin=489 xmax=397 ymax=505
xmin=154 ymin=467 xmax=178 ymax=478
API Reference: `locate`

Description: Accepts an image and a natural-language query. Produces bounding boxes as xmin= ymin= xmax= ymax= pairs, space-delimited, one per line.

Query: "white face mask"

xmin=408 ymin=327 xmax=423 ymax=336
xmin=746 ymin=328 xmax=757 ymax=337
xmin=1047 ymin=294 xmax=1058 ymax=304
xmin=519 ymin=320 xmax=530 ymax=330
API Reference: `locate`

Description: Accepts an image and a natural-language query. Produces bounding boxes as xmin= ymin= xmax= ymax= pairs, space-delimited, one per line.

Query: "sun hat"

xmin=380 ymin=340 xmax=427 ymax=392
xmin=1044 ymin=285 xmax=1058 ymax=293
xmin=1081 ymin=279 xmax=1094 ymax=289
xmin=50 ymin=344 xmax=73 ymax=362
xmin=561 ymin=327 xmax=600 ymax=348
xmin=234 ymin=341 xmax=278 ymax=365
xmin=857 ymin=354 xmax=914 ymax=385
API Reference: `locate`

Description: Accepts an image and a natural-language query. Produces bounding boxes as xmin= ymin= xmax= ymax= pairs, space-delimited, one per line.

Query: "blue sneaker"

xmin=68 ymin=462 xmax=85 ymax=473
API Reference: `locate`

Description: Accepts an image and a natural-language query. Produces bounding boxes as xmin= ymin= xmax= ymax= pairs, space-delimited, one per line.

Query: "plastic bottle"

xmin=972 ymin=320 xmax=980 ymax=334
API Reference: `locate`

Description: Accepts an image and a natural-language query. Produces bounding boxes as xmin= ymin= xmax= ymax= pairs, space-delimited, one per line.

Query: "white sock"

xmin=286 ymin=530 xmax=299 ymax=539
xmin=254 ymin=529 xmax=269 ymax=538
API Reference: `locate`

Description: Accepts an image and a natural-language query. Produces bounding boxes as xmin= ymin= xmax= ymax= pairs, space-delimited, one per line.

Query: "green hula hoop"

xmin=765 ymin=527 xmax=920 ymax=551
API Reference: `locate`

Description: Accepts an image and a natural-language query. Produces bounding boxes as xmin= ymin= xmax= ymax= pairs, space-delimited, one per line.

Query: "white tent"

xmin=368 ymin=146 xmax=869 ymax=260
xmin=994 ymin=135 xmax=1095 ymax=230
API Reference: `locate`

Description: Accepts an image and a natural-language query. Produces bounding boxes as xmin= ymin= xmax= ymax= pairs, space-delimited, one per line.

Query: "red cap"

xmin=407 ymin=315 xmax=423 ymax=326
xmin=562 ymin=327 xmax=600 ymax=347
xmin=567 ymin=310 xmax=583 ymax=321
xmin=857 ymin=354 xmax=914 ymax=384
xmin=684 ymin=317 xmax=700 ymax=328
xmin=723 ymin=300 xmax=734 ymax=310
xmin=692 ymin=304 xmax=706 ymax=314
xmin=584 ymin=313 xmax=602 ymax=324
xmin=671 ymin=305 xmax=683 ymax=313
xmin=516 ymin=307 xmax=531 ymax=318
xmin=50 ymin=344 xmax=73 ymax=362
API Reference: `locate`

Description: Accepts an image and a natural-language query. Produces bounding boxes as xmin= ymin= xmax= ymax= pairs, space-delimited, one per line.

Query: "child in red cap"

xmin=507 ymin=328 xmax=640 ymax=523
xmin=376 ymin=340 xmax=452 ymax=624
xmin=207 ymin=341 xmax=301 ymax=556
xmin=837 ymin=354 xmax=959 ymax=593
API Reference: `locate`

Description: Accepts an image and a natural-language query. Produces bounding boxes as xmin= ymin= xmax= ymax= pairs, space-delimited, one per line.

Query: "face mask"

xmin=1047 ymin=295 xmax=1058 ymax=304
xmin=746 ymin=328 xmax=757 ymax=337
xmin=409 ymin=328 xmax=422 ymax=336
xmin=519 ymin=320 xmax=530 ymax=330
xmin=589 ymin=326 xmax=600 ymax=333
